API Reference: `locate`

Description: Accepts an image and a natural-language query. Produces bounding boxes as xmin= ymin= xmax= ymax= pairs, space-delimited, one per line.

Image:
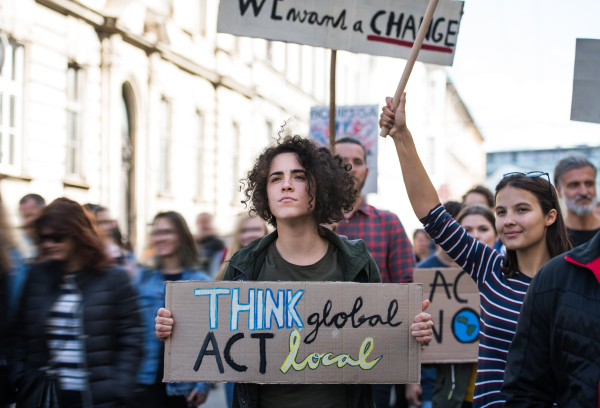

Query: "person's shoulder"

xmin=186 ymin=269 xmax=212 ymax=281
xmin=417 ymin=255 xmax=445 ymax=268
xmin=533 ymin=254 xmax=574 ymax=291
xmin=103 ymin=265 xmax=131 ymax=283
xmin=367 ymin=204 xmax=404 ymax=226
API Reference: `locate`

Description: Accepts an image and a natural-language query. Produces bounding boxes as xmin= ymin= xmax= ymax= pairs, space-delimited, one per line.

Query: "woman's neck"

xmin=160 ymin=255 xmax=184 ymax=275
xmin=515 ymin=236 xmax=552 ymax=278
xmin=275 ymin=218 xmax=329 ymax=266
xmin=66 ymin=258 xmax=82 ymax=274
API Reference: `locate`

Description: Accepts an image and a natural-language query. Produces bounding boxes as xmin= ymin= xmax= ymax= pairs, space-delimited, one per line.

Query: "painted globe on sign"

xmin=451 ymin=308 xmax=480 ymax=344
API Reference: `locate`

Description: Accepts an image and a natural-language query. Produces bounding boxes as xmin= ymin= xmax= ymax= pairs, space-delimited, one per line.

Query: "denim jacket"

xmin=7 ymin=249 xmax=27 ymax=320
xmin=134 ymin=267 xmax=212 ymax=396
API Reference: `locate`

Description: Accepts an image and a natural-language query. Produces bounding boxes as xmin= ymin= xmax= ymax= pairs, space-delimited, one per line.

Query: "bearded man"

xmin=554 ymin=153 xmax=600 ymax=247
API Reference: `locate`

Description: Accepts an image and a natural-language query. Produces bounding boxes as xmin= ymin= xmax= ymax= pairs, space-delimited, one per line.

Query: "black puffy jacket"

xmin=502 ymin=230 xmax=600 ymax=408
xmin=10 ymin=261 xmax=143 ymax=408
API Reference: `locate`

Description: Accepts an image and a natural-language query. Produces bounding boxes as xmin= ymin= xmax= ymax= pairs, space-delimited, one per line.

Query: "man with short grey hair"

xmin=554 ymin=153 xmax=600 ymax=246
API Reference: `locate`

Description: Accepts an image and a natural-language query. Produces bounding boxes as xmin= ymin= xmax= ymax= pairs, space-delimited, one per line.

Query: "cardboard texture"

xmin=309 ymin=105 xmax=379 ymax=195
xmin=413 ymin=268 xmax=479 ymax=364
xmin=164 ymin=281 xmax=422 ymax=384
xmin=217 ymin=0 xmax=464 ymax=66
xmin=571 ymin=38 xmax=600 ymax=124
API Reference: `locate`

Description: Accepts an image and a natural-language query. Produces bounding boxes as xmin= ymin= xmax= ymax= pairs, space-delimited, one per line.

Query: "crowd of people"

xmin=0 ymin=93 xmax=599 ymax=408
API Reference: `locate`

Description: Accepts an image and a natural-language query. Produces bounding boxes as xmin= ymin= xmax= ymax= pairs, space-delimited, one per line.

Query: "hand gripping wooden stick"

xmin=380 ymin=0 xmax=440 ymax=137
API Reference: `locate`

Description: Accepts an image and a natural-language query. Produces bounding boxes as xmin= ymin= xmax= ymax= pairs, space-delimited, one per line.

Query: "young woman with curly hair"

xmin=154 ymin=134 xmax=434 ymax=408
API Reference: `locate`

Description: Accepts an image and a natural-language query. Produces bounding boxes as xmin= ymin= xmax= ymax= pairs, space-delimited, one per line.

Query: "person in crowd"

xmin=215 ymin=213 xmax=268 ymax=280
xmin=10 ymin=197 xmax=142 ymax=407
xmin=0 ymin=193 xmax=26 ymax=407
xmin=134 ymin=211 xmax=212 ymax=408
xmin=554 ymin=153 xmax=600 ymax=246
xmin=214 ymin=213 xmax=269 ymax=407
xmin=411 ymin=201 xmax=463 ymax=408
xmin=462 ymin=186 xmax=494 ymax=209
xmin=334 ymin=136 xmax=416 ymax=408
xmin=196 ymin=212 xmax=226 ymax=277
xmin=413 ymin=229 xmax=432 ymax=263
xmin=92 ymin=206 xmax=137 ymax=278
xmin=155 ymin=134 xmax=434 ymax=408
xmin=429 ymin=205 xmax=499 ymax=408
xmin=18 ymin=193 xmax=45 ymax=262
xmin=418 ymin=201 xmax=464 ymax=268
xmin=502 ymin=229 xmax=600 ymax=406
xmin=380 ymin=93 xmax=571 ymax=408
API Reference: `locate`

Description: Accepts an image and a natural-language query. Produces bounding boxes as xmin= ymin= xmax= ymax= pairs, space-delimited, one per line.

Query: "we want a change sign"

xmin=164 ymin=281 xmax=422 ymax=384
xmin=413 ymin=268 xmax=480 ymax=364
xmin=217 ymin=0 xmax=465 ymax=66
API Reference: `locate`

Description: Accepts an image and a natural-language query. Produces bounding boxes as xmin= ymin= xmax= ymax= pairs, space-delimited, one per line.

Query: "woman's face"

xmin=413 ymin=232 xmax=430 ymax=255
xmin=495 ymin=186 xmax=556 ymax=251
xmin=151 ymin=217 xmax=180 ymax=258
xmin=95 ymin=210 xmax=116 ymax=236
xmin=39 ymin=228 xmax=74 ymax=262
xmin=266 ymin=152 xmax=313 ymax=223
xmin=460 ymin=214 xmax=497 ymax=248
xmin=239 ymin=217 xmax=266 ymax=248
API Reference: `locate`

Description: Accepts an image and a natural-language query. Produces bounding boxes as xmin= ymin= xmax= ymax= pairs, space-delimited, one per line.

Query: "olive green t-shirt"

xmin=256 ymin=241 xmax=347 ymax=408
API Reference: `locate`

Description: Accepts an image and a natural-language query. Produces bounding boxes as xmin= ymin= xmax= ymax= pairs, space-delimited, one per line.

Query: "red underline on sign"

xmin=366 ymin=35 xmax=454 ymax=54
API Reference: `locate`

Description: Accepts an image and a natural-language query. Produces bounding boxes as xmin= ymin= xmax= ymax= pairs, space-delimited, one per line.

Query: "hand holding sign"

xmin=155 ymin=307 xmax=173 ymax=341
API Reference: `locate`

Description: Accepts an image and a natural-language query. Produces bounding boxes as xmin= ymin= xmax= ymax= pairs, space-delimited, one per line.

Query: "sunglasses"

xmin=39 ymin=233 xmax=67 ymax=244
xmin=502 ymin=171 xmax=555 ymax=208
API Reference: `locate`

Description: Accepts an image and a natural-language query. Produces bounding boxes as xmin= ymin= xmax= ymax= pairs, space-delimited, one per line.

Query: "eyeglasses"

xmin=502 ymin=171 xmax=555 ymax=208
xmin=39 ymin=233 xmax=67 ymax=244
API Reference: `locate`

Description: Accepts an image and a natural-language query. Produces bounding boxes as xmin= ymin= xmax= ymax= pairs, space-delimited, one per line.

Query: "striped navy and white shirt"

xmin=422 ymin=205 xmax=531 ymax=408
xmin=45 ymin=276 xmax=88 ymax=394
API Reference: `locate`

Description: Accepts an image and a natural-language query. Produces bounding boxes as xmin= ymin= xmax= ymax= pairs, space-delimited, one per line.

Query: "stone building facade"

xmin=0 ymin=0 xmax=484 ymax=250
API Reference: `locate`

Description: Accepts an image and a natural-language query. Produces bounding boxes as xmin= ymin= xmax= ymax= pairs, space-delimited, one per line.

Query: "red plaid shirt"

xmin=337 ymin=200 xmax=415 ymax=283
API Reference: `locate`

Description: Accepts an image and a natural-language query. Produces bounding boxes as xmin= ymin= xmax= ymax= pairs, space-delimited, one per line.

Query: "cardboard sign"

xmin=571 ymin=38 xmax=600 ymax=124
xmin=413 ymin=268 xmax=479 ymax=364
xmin=164 ymin=281 xmax=422 ymax=384
xmin=309 ymin=105 xmax=379 ymax=194
xmin=217 ymin=0 xmax=464 ymax=66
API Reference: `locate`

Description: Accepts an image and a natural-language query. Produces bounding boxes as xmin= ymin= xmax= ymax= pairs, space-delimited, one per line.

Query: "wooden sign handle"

xmin=380 ymin=0 xmax=440 ymax=137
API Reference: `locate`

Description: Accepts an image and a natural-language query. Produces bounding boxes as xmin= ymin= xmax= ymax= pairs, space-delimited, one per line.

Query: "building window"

xmin=159 ymin=98 xmax=171 ymax=192
xmin=198 ymin=0 xmax=207 ymax=35
xmin=0 ymin=40 xmax=24 ymax=173
xmin=266 ymin=40 xmax=273 ymax=61
xmin=195 ymin=111 xmax=204 ymax=196
xmin=232 ymin=122 xmax=240 ymax=201
xmin=66 ymin=64 xmax=83 ymax=176
xmin=266 ymin=121 xmax=273 ymax=143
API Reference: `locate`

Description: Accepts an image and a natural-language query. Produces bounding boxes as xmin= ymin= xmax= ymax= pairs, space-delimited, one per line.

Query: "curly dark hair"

xmin=241 ymin=134 xmax=357 ymax=234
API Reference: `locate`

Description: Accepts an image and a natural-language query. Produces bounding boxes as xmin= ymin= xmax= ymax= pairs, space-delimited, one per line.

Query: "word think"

xmin=194 ymin=288 xmax=304 ymax=331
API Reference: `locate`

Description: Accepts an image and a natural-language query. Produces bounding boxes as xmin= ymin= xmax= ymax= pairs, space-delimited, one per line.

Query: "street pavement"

xmin=202 ymin=383 xmax=229 ymax=408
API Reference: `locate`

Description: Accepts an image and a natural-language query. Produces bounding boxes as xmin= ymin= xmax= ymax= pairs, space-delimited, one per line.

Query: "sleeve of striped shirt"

xmin=420 ymin=204 xmax=502 ymax=286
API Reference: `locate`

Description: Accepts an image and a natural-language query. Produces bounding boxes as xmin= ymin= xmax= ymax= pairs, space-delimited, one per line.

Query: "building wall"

xmin=0 ymin=0 xmax=486 ymax=251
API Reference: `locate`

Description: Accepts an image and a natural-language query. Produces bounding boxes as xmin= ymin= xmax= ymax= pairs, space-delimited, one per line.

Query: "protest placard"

xmin=571 ymin=38 xmax=600 ymax=124
xmin=413 ymin=268 xmax=479 ymax=364
xmin=164 ymin=281 xmax=422 ymax=384
xmin=217 ymin=0 xmax=464 ymax=66
xmin=309 ymin=105 xmax=379 ymax=194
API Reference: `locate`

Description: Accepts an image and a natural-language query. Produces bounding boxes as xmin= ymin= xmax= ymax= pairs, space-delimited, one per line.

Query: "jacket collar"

xmin=228 ymin=228 xmax=372 ymax=282
xmin=564 ymin=229 xmax=600 ymax=283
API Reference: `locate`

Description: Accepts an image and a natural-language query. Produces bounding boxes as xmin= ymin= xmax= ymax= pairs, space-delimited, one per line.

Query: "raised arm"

xmin=379 ymin=93 xmax=440 ymax=219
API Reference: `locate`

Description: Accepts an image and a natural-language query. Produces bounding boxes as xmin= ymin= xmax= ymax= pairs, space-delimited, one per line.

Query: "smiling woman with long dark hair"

xmin=10 ymin=197 xmax=143 ymax=408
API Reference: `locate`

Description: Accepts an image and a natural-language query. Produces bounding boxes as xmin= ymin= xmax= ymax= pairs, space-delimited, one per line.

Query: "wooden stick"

xmin=329 ymin=50 xmax=337 ymax=153
xmin=380 ymin=0 xmax=440 ymax=137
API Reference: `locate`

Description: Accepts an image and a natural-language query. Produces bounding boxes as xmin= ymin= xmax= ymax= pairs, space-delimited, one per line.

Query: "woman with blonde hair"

xmin=215 ymin=213 xmax=268 ymax=281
